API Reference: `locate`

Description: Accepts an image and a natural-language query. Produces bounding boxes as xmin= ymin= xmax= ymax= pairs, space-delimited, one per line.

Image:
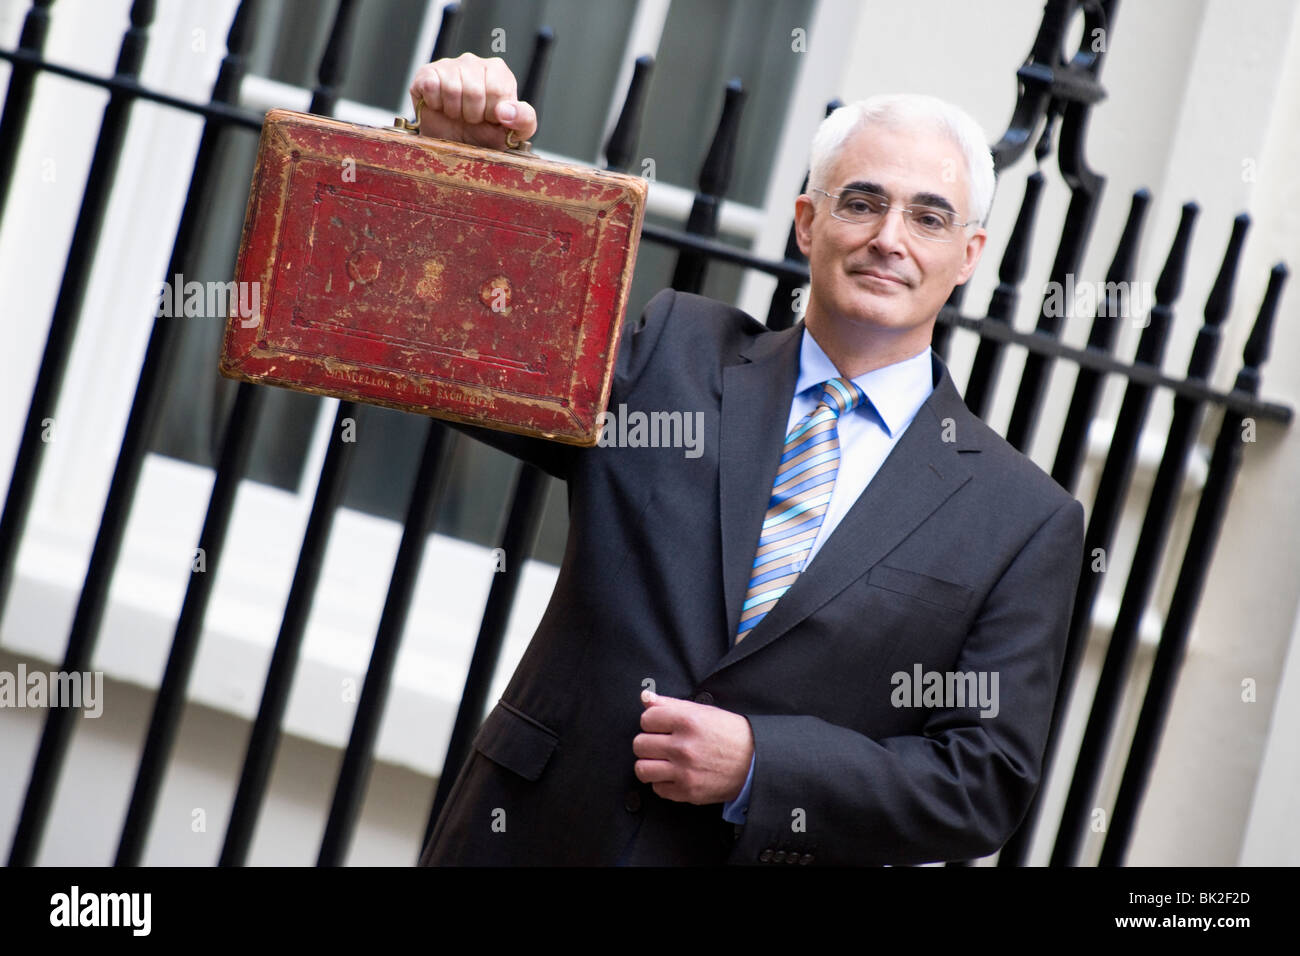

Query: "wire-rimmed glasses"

xmin=810 ymin=186 xmax=977 ymax=242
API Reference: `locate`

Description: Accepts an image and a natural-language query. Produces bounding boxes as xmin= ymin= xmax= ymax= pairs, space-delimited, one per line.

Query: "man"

xmin=411 ymin=54 xmax=1083 ymax=866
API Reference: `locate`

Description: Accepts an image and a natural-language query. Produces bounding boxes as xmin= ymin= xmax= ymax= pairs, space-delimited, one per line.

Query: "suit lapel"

xmin=710 ymin=354 xmax=980 ymax=675
xmin=718 ymin=323 xmax=804 ymax=648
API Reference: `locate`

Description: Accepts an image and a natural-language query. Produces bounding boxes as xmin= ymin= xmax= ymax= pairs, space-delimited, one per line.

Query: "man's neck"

xmin=802 ymin=313 xmax=934 ymax=380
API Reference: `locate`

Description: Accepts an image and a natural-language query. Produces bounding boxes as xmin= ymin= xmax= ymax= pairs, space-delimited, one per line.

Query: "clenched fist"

xmin=408 ymin=52 xmax=538 ymax=149
xmin=633 ymin=689 xmax=754 ymax=805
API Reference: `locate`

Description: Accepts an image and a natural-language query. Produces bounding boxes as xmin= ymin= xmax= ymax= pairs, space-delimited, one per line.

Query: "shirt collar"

xmin=795 ymin=327 xmax=934 ymax=438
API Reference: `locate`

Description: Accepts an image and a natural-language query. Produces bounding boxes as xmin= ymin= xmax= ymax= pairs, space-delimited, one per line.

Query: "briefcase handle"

xmin=394 ymin=95 xmax=532 ymax=152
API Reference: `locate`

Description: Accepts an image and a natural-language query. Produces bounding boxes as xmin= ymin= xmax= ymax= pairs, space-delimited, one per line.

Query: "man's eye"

xmin=914 ymin=210 xmax=949 ymax=230
xmin=841 ymin=195 xmax=883 ymax=215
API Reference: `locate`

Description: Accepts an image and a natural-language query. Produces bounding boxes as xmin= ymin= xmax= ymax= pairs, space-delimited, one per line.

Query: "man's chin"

xmin=844 ymin=294 xmax=903 ymax=326
xmin=808 ymin=292 xmax=928 ymax=335
xmin=844 ymin=300 xmax=938 ymax=334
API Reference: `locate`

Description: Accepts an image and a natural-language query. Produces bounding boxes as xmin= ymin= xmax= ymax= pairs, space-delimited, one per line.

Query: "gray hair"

xmin=809 ymin=94 xmax=996 ymax=226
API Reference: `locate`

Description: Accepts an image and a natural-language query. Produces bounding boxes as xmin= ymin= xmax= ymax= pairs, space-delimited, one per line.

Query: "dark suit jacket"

xmin=418 ymin=288 xmax=1084 ymax=866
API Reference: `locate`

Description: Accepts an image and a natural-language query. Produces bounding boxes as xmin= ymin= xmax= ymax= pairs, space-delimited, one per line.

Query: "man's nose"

xmin=867 ymin=205 xmax=909 ymax=253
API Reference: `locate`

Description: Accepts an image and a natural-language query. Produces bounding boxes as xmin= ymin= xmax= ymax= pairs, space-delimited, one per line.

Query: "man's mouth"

xmin=853 ymin=268 xmax=909 ymax=287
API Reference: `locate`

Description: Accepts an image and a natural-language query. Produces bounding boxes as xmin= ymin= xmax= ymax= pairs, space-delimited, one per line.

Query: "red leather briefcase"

xmin=219 ymin=109 xmax=647 ymax=445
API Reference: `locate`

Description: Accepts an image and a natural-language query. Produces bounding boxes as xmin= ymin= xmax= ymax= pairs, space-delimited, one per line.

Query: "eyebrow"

xmin=840 ymin=180 xmax=958 ymax=215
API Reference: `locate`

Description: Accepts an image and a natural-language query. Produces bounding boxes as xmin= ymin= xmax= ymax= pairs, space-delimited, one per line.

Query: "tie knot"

xmin=818 ymin=377 xmax=867 ymax=419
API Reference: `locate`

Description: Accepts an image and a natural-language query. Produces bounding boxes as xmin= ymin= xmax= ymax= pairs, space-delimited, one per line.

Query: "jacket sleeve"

xmin=442 ymin=289 xmax=678 ymax=480
xmin=729 ymin=496 xmax=1085 ymax=866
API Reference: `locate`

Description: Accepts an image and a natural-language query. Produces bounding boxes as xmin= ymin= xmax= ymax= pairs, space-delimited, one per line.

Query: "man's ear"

xmin=955 ymin=227 xmax=987 ymax=285
xmin=794 ymin=194 xmax=816 ymax=258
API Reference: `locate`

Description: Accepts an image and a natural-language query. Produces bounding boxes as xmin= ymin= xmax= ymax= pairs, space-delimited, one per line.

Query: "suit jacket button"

xmin=759 ymin=848 xmax=774 ymax=862
xmin=799 ymin=853 xmax=814 ymax=865
xmin=772 ymin=850 xmax=786 ymax=863
xmin=624 ymin=790 xmax=642 ymax=813
xmin=692 ymin=691 xmax=714 ymax=706
xmin=784 ymin=852 xmax=799 ymax=864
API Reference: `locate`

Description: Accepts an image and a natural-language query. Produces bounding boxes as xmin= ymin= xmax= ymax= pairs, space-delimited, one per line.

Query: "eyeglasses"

xmin=810 ymin=187 xmax=977 ymax=242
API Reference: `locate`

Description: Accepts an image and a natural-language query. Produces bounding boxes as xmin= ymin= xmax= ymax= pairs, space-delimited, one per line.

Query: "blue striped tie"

xmin=736 ymin=377 xmax=867 ymax=643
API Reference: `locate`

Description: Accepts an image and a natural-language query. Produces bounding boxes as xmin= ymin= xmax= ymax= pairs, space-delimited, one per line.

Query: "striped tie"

xmin=736 ymin=377 xmax=867 ymax=643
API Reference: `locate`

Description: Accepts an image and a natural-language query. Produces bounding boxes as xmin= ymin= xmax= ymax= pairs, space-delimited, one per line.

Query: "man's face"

xmin=795 ymin=123 xmax=986 ymax=360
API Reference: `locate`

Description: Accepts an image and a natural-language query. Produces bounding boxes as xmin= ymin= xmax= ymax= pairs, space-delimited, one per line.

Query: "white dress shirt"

xmin=787 ymin=328 xmax=936 ymax=565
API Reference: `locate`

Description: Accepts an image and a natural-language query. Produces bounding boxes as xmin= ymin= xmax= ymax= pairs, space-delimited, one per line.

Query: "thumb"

xmin=494 ymin=99 xmax=538 ymax=138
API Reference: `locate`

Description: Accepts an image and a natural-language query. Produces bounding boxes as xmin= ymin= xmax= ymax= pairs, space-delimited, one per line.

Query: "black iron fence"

xmin=0 ymin=0 xmax=1290 ymax=867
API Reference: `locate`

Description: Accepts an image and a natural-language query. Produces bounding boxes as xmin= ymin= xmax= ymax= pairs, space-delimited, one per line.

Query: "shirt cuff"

xmin=721 ymin=754 xmax=756 ymax=824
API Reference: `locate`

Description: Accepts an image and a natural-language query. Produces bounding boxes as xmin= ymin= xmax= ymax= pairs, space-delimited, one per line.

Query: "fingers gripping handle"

xmin=394 ymin=95 xmax=530 ymax=151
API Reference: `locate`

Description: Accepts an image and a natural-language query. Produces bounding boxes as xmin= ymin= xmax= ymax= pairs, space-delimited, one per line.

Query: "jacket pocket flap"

xmin=868 ymin=564 xmax=973 ymax=613
xmin=473 ymin=701 xmax=559 ymax=781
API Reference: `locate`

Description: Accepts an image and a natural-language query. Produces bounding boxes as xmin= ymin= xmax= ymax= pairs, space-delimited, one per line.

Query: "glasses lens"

xmin=834 ymin=191 xmax=886 ymax=223
xmin=907 ymin=206 xmax=955 ymax=240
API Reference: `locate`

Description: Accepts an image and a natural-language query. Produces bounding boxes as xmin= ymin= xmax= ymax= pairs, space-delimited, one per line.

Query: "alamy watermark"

xmin=1042 ymin=274 xmax=1154 ymax=324
xmin=596 ymin=405 xmax=705 ymax=459
xmin=891 ymin=664 xmax=999 ymax=718
xmin=50 ymin=886 xmax=150 ymax=936
xmin=155 ymin=273 xmax=260 ymax=326
xmin=0 ymin=664 xmax=103 ymax=718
